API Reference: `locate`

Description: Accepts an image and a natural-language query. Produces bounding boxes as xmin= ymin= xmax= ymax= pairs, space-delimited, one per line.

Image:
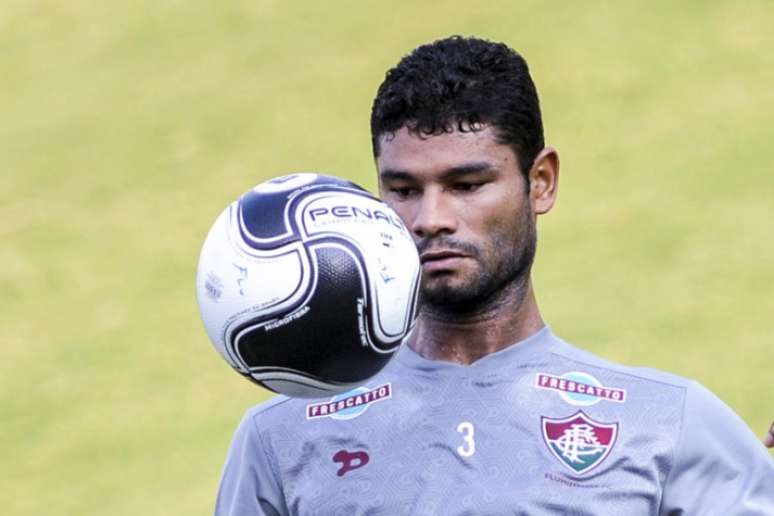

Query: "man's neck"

xmin=407 ymin=281 xmax=545 ymax=365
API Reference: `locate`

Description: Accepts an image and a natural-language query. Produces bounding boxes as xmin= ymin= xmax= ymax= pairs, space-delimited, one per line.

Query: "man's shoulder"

xmin=546 ymin=332 xmax=695 ymax=394
xmin=237 ymin=394 xmax=304 ymax=433
xmin=244 ymin=393 xmax=303 ymax=419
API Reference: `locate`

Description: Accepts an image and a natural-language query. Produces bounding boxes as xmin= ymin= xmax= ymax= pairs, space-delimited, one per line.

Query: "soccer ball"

xmin=196 ymin=173 xmax=421 ymax=398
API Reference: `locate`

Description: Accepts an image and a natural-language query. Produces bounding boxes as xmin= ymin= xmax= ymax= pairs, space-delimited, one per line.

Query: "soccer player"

xmin=215 ymin=36 xmax=774 ymax=515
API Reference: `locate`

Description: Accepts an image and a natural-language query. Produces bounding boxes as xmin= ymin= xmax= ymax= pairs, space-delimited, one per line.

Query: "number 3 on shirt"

xmin=457 ymin=421 xmax=476 ymax=457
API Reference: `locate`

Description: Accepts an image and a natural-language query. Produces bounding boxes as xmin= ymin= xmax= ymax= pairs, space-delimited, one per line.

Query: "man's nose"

xmin=410 ymin=189 xmax=457 ymax=238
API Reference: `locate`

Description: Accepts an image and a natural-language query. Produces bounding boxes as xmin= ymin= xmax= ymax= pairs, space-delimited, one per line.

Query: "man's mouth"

xmin=419 ymin=249 xmax=469 ymax=272
xmin=420 ymin=249 xmax=466 ymax=263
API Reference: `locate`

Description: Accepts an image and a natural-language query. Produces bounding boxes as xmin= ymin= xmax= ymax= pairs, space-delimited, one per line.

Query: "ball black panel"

xmin=235 ymin=244 xmax=392 ymax=385
xmin=239 ymin=190 xmax=294 ymax=241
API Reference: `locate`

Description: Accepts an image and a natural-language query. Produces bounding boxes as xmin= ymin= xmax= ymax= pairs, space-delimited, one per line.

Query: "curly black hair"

xmin=370 ymin=36 xmax=544 ymax=177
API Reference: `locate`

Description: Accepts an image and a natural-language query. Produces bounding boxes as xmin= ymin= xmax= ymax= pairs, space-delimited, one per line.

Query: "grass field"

xmin=2 ymin=1 xmax=773 ymax=514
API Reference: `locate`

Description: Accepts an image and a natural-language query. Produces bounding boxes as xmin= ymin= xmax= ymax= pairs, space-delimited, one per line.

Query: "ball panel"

xmin=232 ymin=244 xmax=394 ymax=385
xmin=251 ymin=173 xmax=320 ymax=194
xmin=366 ymin=229 xmax=422 ymax=345
xmin=256 ymin=374 xmax=357 ymax=399
xmin=239 ymin=189 xmax=297 ymax=243
xmin=294 ymin=189 xmax=420 ymax=347
xmin=198 ymin=209 xmax=314 ymax=371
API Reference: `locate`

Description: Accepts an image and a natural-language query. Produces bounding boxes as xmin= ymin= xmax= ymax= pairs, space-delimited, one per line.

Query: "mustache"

xmin=415 ymin=236 xmax=479 ymax=257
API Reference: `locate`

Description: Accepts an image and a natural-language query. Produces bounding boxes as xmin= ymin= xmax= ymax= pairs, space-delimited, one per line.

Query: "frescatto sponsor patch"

xmin=536 ymin=372 xmax=626 ymax=406
xmin=306 ymin=383 xmax=391 ymax=420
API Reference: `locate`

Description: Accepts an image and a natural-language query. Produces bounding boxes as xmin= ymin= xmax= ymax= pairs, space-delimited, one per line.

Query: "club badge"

xmin=541 ymin=411 xmax=618 ymax=475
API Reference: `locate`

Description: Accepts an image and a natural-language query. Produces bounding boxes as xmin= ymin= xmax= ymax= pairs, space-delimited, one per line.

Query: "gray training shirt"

xmin=215 ymin=327 xmax=774 ymax=515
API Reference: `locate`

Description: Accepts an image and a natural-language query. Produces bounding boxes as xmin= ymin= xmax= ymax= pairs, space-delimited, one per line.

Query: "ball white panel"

xmin=196 ymin=207 xmax=309 ymax=366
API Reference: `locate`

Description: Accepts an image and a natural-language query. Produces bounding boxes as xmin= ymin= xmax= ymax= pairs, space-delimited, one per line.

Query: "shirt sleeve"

xmin=214 ymin=410 xmax=288 ymax=516
xmin=659 ymin=381 xmax=774 ymax=515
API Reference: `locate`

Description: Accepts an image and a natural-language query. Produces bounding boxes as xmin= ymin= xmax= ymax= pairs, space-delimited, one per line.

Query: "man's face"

xmin=377 ymin=126 xmax=537 ymax=312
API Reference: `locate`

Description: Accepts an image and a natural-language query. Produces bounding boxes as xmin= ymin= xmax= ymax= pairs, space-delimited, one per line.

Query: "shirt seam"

xmin=546 ymin=349 xmax=692 ymax=389
xmin=657 ymin=380 xmax=690 ymax=511
xmin=249 ymin=412 xmax=290 ymax=514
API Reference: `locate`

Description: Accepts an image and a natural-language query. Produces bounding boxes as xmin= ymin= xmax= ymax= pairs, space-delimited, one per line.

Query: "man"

xmin=215 ymin=36 xmax=774 ymax=515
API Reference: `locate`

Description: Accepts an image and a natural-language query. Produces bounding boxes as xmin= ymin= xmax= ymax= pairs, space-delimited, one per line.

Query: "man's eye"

xmin=453 ymin=182 xmax=483 ymax=192
xmin=390 ymin=187 xmax=416 ymax=198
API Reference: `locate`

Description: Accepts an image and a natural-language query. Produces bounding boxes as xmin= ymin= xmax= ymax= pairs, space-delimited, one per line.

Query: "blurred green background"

xmin=2 ymin=1 xmax=772 ymax=514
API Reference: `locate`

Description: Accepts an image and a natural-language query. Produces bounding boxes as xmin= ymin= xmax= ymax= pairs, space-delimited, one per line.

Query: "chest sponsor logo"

xmin=306 ymin=383 xmax=391 ymax=420
xmin=536 ymin=371 xmax=626 ymax=406
xmin=332 ymin=449 xmax=370 ymax=476
xmin=541 ymin=411 xmax=618 ymax=475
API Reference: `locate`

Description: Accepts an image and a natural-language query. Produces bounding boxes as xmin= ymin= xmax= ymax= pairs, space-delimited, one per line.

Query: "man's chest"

xmin=268 ymin=373 xmax=679 ymax=515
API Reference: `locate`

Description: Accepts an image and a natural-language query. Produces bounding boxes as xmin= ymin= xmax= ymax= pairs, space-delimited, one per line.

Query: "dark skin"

xmin=765 ymin=422 xmax=774 ymax=448
xmin=378 ymin=126 xmax=559 ymax=365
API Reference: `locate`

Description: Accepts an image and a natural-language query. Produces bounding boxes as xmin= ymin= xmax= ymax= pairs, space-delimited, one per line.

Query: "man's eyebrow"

xmin=379 ymin=162 xmax=495 ymax=182
xmin=379 ymin=169 xmax=414 ymax=182
xmin=438 ymin=162 xmax=495 ymax=179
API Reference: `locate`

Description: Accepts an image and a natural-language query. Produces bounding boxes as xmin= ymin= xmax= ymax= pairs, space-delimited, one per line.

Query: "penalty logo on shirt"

xmin=541 ymin=411 xmax=618 ymax=475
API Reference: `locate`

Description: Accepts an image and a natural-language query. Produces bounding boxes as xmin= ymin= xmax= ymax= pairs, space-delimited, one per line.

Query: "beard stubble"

xmin=417 ymin=208 xmax=537 ymax=316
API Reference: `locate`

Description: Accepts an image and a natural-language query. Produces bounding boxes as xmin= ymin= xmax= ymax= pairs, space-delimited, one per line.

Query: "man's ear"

xmin=528 ymin=147 xmax=560 ymax=215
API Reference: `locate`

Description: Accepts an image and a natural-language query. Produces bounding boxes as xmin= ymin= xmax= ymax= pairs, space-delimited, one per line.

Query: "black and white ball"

xmin=196 ymin=173 xmax=421 ymax=398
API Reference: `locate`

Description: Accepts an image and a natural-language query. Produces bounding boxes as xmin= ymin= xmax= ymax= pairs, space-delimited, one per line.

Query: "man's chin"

xmin=419 ymin=270 xmax=529 ymax=314
xmin=420 ymin=281 xmax=485 ymax=311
